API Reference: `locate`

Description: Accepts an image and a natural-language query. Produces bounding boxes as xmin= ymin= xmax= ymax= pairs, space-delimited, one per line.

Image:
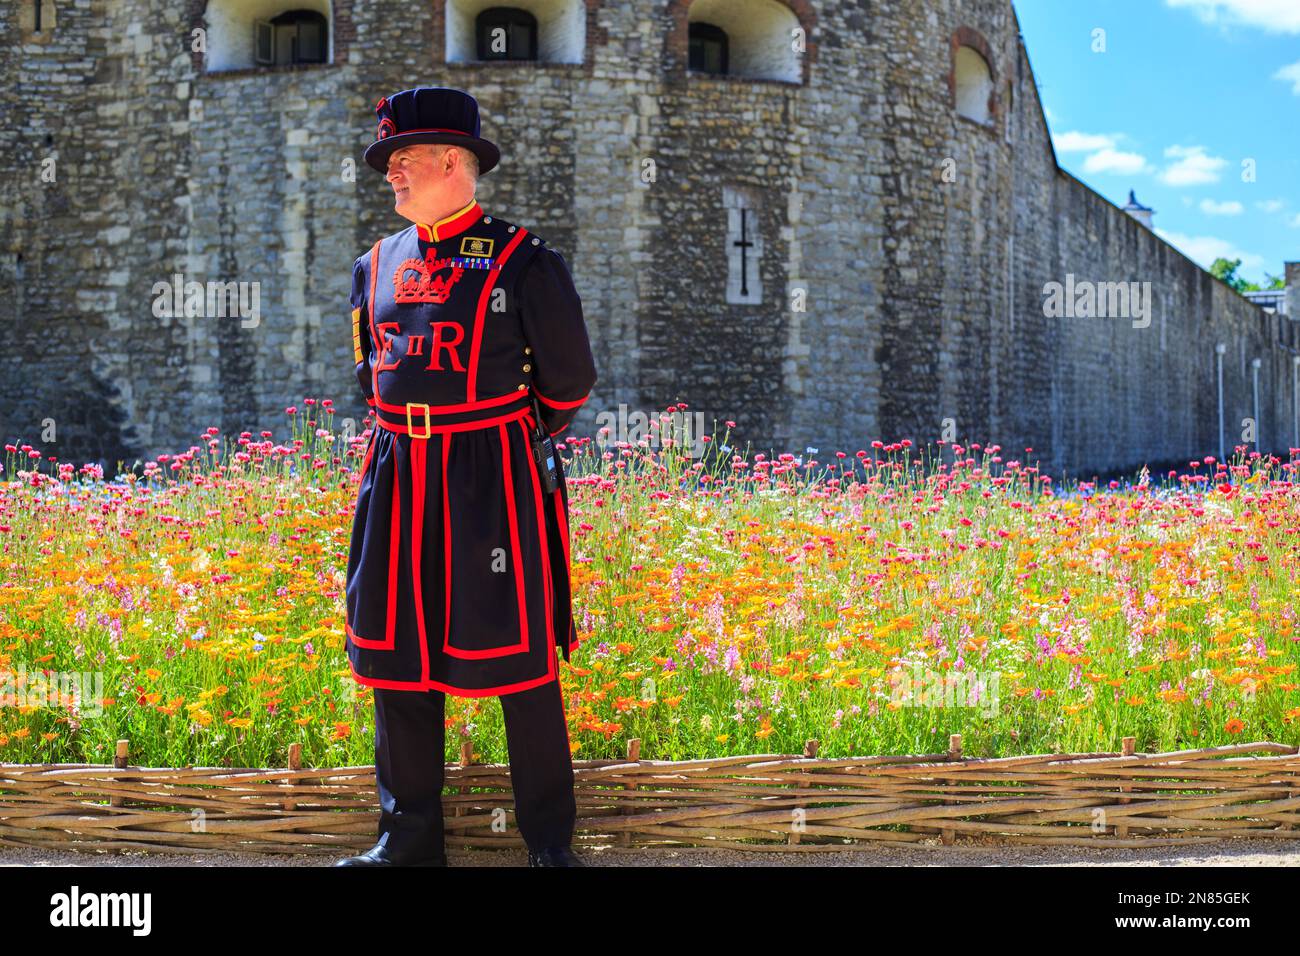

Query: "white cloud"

xmin=1255 ymin=198 xmax=1285 ymax=213
xmin=1158 ymin=145 xmax=1228 ymax=186
xmin=1082 ymin=148 xmax=1149 ymax=175
xmin=1165 ymin=0 xmax=1300 ymax=33
xmin=1155 ymin=228 xmax=1267 ymax=272
xmin=1199 ymin=199 xmax=1244 ymax=215
xmin=1275 ymin=61 xmax=1300 ymax=94
xmin=1053 ymin=131 xmax=1117 ymax=152
xmin=1288 ymin=213 xmax=1300 ymax=228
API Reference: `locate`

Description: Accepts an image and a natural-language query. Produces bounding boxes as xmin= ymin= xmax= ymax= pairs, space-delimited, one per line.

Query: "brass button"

xmin=516 ymin=383 xmax=527 ymax=391
xmin=522 ymin=363 xmax=531 ymax=372
xmin=524 ymin=346 xmax=532 ymax=355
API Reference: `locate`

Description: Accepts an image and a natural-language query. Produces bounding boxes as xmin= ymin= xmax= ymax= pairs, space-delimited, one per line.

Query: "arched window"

xmin=954 ymin=45 xmax=993 ymax=124
xmin=446 ymin=0 xmax=582 ymax=64
xmin=202 ymin=0 xmax=333 ymax=73
xmin=476 ymin=6 xmax=538 ymax=61
xmin=689 ymin=22 xmax=728 ymax=75
xmin=683 ymin=0 xmax=803 ymax=84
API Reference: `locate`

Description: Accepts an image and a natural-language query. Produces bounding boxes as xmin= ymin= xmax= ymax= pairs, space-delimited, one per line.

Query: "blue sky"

xmin=1013 ymin=0 xmax=1300 ymax=286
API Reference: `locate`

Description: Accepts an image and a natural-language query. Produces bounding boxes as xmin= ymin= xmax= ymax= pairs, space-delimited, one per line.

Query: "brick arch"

xmin=948 ymin=24 xmax=999 ymax=127
xmin=665 ymin=0 xmax=818 ymax=86
xmin=189 ymin=0 xmax=357 ymax=73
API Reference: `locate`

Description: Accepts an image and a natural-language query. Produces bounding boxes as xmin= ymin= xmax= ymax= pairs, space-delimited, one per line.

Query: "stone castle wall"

xmin=1 ymin=0 xmax=1295 ymax=478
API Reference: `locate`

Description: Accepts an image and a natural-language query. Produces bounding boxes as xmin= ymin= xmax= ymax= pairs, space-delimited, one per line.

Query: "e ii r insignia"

xmin=460 ymin=236 xmax=495 ymax=258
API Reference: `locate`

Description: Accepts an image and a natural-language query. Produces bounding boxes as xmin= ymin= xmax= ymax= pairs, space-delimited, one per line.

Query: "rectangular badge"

xmin=459 ymin=236 xmax=495 ymax=258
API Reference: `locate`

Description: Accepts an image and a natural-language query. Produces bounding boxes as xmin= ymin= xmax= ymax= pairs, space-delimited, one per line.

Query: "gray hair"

xmin=436 ymin=144 xmax=479 ymax=185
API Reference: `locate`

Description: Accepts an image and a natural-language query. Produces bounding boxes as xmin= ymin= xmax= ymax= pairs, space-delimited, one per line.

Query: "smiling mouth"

xmin=394 ymin=186 xmax=409 ymax=198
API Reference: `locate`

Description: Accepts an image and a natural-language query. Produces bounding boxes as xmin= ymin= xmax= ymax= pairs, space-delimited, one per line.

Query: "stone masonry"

xmin=1 ymin=0 xmax=1297 ymax=479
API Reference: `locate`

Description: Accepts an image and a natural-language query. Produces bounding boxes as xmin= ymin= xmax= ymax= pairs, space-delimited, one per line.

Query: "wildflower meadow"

xmin=1 ymin=398 xmax=1297 ymax=770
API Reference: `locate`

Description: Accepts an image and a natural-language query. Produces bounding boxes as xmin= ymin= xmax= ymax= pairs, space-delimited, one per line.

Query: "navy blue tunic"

xmin=343 ymin=199 xmax=597 ymax=696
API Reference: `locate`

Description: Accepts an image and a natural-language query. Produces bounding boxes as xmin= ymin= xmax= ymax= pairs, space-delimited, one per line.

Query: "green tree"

xmin=1210 ymin=258 xmax=1286 ymax=294
xmin=1210 ymin=257 xmax=1251 ymax=293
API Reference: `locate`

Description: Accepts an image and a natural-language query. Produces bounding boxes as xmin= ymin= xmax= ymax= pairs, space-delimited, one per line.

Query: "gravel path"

xmin=2 ymin=838 xmax=1298 ymax=867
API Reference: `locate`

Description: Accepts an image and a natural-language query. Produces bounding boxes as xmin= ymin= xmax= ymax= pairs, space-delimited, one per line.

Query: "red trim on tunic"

xmin=534 ymin=388 xmax=589 ymax=410
xmin=500 ymin=420 xmax=530 ymax=655
xmin=466 ymin=226 xmax=531 ymax=402
xmin=345 ymin=429 xmax=395 ymax=655
xmin=415 ymin=199 xmax=482 ymax=243
xmin=376 ymin=404 xmax=530 ymax=437
xmin=517 ymin=416 xmax=556 ymax=656
xmin=374 ymin=389 xmax=525 ymax=416
xmin=442 ymin=433 xmax=453 ymax=663
xmin=367 ymin=239 xmax=382 ymax=406
xmin=346 ymin=655 xmax=558 ymax=697
xmin=348 ymin=437 xmax=399 ymax=651
xmin=410 ymin=438 xmax=431 ymax=683
xmin=383 ymin=454 xmax=401 ymax=646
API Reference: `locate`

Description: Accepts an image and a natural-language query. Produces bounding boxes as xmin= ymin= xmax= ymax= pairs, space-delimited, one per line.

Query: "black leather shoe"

xmin=526 ymin=845 xmax=585 ymax=867
xmin=334 ymin=843 xmax=448 ymax=867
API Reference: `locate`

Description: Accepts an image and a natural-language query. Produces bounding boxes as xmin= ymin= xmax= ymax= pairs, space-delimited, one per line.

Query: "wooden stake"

xmin=941 ymin=734 xmax=961 ymax=846
xmin=109 ymin=739 xmax=128 ymax=808
xmin=789 ymin=740 xmax=820 ymax=845
xmin=622 ymin=738 xmax=641 ymax=847
xmin=285 ymin=743 xmax=301 ymax=813
xmin=1115 ymin=736 xmax=1136 ymax=839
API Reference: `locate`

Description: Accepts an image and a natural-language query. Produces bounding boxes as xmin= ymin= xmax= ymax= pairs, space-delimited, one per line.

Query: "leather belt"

xmin=373 ymin=389 xmax=533 ymax=437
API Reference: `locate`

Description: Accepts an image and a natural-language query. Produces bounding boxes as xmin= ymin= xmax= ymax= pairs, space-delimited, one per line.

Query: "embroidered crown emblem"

xmin=460 ymin=236 xmax=495 ymax=258
xmin=394 ymin=254 xmax=465 ymax=304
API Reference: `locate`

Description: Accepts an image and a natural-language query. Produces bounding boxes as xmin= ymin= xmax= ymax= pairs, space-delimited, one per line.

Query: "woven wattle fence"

xmin=1 ymin=736 xmax=1298 ymax=856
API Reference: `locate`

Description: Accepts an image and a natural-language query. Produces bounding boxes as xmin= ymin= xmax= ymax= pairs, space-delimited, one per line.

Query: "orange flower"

xmin=1224 ymin=718 xmax=1244 ymax=735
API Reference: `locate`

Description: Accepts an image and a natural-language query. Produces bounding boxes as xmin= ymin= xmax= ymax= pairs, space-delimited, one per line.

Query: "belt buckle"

xmin=405 ymin=401 xmax=432 ymax=439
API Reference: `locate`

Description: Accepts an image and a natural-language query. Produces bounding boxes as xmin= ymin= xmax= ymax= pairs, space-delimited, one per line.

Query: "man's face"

xmin=385 ymin=144 xmax=451 ymax=221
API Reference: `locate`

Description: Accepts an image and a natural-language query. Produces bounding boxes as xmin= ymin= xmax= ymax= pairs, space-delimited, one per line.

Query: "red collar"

xmin=415 ymin=198 xmax=483 ymax=243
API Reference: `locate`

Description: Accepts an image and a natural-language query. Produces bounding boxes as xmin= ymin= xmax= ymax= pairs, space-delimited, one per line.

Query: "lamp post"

xmin=1292 ymin=355 xmax=1300 ymax=453
xmin=1250 ymin=357 xmax=1261 ymax=455
xmin=1216 ymin=343 xmax=1226 ymax=464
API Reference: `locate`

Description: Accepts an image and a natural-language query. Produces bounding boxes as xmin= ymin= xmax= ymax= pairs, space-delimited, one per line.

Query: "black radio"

xmin=528 ymin=394 xmax=561 ymax=494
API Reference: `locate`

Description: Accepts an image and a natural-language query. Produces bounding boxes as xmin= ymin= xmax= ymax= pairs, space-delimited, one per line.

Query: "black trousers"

xmin=372 ymin=675 xmax=577 ymax=856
